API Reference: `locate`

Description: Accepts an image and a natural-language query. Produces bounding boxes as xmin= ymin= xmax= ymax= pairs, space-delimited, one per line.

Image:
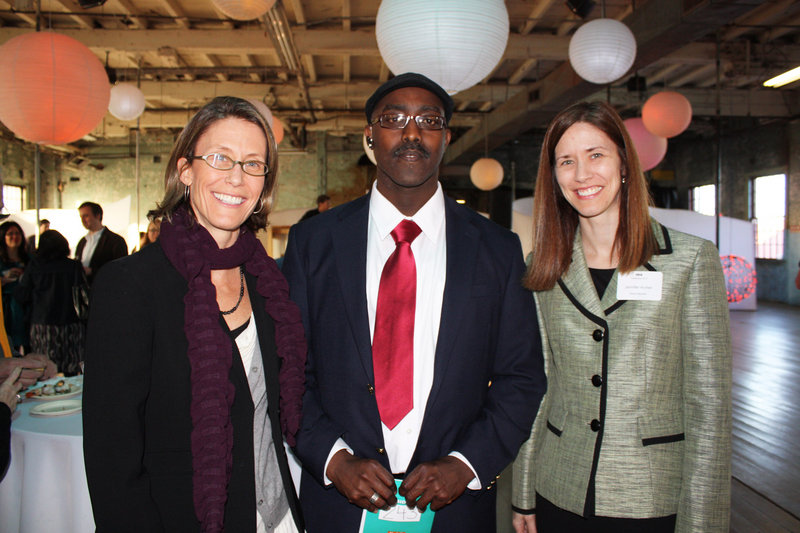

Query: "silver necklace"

xmin=221 ymin=266 xmax=245 ymax=316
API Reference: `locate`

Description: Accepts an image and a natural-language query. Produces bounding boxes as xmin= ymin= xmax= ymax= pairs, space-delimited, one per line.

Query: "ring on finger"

xmin=368 ymin=492 xmax=380 ymax=505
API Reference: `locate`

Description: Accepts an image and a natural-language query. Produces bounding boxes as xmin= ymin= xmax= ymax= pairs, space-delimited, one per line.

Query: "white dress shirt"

xmin=79 ymin=227 xmax=105 ymax=267
xmin=324 ymin=182 xmax=480 ymax=489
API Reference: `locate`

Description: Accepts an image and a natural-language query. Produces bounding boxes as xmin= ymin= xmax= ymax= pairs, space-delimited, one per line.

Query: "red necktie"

xmin=373 ymin=219 xmax=422 ymax=430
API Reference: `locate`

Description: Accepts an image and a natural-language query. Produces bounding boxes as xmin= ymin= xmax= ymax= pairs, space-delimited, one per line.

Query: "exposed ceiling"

xmin=0 ymin=0 xmax=798 ymax=165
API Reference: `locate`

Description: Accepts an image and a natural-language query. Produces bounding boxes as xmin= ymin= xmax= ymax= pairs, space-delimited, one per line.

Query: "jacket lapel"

xmin=330 ymin=196 xmax=375 ymax=379
xmin=426 ymin=198 xmax=480 ymax=408
xmin=559 ymin=229 xmax=607 ymax=319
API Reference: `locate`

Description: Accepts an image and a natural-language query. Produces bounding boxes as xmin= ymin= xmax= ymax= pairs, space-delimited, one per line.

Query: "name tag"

xmin=617 ymin=271 xmax=662 ymax=301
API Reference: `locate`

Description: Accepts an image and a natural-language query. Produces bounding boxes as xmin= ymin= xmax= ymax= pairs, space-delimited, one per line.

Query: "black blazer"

xmin=282 ymin=193 xmax=546 ymax=533
xmin=82 ymin=242 xmax=303 ymax=532
xmin=75 ymin=227 xmax=128 ymax=284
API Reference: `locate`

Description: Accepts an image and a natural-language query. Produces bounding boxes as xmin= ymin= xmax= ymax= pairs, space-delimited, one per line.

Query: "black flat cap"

xmin=365 ymin=72 xmax=454 ymax=124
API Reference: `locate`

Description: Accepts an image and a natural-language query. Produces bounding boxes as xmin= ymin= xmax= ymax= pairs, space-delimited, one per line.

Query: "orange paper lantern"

xmin=0 ymin=32 xmax=110 ymax=144
xmin=470 ymin=157 xmax=504 ymax=190
xmin=642 ymin=91 xmax=692 ymax=138
xmin=272 ymin=117 xmax=285 ymax=145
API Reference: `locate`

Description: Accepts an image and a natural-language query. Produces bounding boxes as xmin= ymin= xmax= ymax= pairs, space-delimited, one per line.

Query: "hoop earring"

xmin=255 ymin=197 xmax=265 ymax=214
xmin=184 ymin=186 xmax=190 ymax=202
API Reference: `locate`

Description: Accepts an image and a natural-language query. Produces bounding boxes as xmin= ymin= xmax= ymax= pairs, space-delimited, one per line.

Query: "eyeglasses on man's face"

xmin=188 ymin=153 xmax=269 ymax=176
xmin=370 ymin=113 xmax=447 ymax=131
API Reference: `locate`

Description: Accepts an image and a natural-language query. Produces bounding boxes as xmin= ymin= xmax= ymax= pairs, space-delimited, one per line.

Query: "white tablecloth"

xmin=0 ymin=387 xmax=94 ymax=533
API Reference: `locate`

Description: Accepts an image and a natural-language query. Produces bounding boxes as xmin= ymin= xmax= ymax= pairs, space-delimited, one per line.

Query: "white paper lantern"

xmin=470 ymin=158 xmax=504 ymax=191
xmin=362 ymin=133 xmax=376 ymax=165
xmin=108 ymin=83 xmax=146 ymax=121
xmin=211 ymin=0 xmax=276 ymax=21
xmin=376 ymin=0 xmax=509 ymax=95
xmin=247 ymin=98 xmax=274 ymax=129
xmin=568 ymin=18 xmax=636 ymax=84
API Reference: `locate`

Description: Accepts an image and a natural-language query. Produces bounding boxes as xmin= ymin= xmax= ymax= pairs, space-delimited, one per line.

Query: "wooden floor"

xmin=730 ymin=302 xmax=800 ymax=533
xmin=496 ymin=301 xmax=800 ymax=532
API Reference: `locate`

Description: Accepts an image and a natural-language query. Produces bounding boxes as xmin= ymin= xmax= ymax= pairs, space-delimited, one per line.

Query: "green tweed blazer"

xmin=512 ymin=220 xmax=732 ymax=531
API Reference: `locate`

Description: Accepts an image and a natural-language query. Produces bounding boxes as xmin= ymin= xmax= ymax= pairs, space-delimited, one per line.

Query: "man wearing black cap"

xmin=283 ymin=72 xmax=545 ymax=532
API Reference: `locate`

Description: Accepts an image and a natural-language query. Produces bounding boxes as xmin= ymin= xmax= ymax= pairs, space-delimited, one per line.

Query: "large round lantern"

xmin=470 ymin=158 xmax=504 ymax=191
xmin=623 ymin=117 xmax=667 ymax=171
xmin=108 ymin=83 xmax=146 ymax=121
xmin=642 ymin=91 xmax=692 ymax=138
xmin=568 ymin=19 xmax=636 ymax=84
xmin=0 ymin=32 xmax=110 ymax=144
xmin=272 ymin=117 xmax=284 ymax=145
xmin=376 ymin=0 xmax=509 ymax=94
xmin=211 ymin=0 xmax=276 ymax=20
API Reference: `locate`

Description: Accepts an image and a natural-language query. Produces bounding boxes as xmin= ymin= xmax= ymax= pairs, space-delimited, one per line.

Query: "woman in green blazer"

xmin=512 ymin=101 xmax=731 ymax=532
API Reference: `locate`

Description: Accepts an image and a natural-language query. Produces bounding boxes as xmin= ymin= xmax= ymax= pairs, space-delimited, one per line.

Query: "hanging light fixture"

xmin=642 ymin=91 xmax=692 ymax=138
xmin=376 ymin=0 xmax=509 ymax=95
xmin=623 ymin=117 xmax=667 ymax=171
xmin=211 ymin=0 xmax=276 ymax=21
xmin=0 ymin=32 xmax=110 ymax=144
xmin=108 ymin=83 xmax=146 ymax=121
xmin=470 ymin=117 xmax=504 ymax=191
xmin=568 ymin=18 xmax=636 ymax=84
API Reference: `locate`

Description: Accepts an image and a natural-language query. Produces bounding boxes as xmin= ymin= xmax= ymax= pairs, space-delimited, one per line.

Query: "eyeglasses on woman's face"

xmin=188 ymin=153 xmax=269 ymax=176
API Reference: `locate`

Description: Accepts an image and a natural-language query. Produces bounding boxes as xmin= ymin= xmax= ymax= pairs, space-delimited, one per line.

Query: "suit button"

xmin=376 ymin=448 xmax=385 ymax=455
xmin=367 ymin=384 xmax=374 ymax=394
xmin=590 ymin=419 xmax=602 ymax=432
xmin=591 ymin=375 xmax=603 ymax=387
xmin=592 ymin=329 xmax=604 ymax=341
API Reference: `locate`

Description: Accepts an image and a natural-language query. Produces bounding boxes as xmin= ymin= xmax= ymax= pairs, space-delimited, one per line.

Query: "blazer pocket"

xmin=637 ymin=415 xmax=684 ymax=447
xmin=545 ymin=406 xmax=568 ymax=437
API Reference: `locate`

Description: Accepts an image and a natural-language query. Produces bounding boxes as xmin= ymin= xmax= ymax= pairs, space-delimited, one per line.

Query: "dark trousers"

xmin=536 ymin=493 xmax=677 ymax=533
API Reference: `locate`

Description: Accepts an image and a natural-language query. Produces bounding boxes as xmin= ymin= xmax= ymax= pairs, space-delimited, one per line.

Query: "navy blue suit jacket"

xmin=282 ymin=193 xmax=545 ymax=533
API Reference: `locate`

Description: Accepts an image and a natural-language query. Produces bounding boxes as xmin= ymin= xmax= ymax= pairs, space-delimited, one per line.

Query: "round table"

xmin=0 ymin=378 xmax=94 ymax=533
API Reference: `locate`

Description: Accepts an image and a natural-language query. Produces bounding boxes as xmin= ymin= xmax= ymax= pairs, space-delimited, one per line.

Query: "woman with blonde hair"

xmin=84 ymin=96 xmax=306 ymax=532
xmin=512 ymin=101 xmax=731 ymax=532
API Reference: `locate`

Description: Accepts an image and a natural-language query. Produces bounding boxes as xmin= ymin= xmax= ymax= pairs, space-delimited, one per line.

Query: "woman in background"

xmin=512 ymin=101 xmax=731 ymax=532
xmin=0 ymin=221 xmax=29 ymax=351
xmin=83 ymin=96 xmax=305 ymax=533
xmin=15 ymin=230 xmax=86 ymax=376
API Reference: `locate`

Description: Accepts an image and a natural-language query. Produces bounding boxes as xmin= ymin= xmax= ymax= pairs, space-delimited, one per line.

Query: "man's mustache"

xmin=393 ymin=142 xmax=430 ymax=158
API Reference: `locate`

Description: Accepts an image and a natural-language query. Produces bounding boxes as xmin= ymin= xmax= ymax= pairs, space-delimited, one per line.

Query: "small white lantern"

xmin=568 ymin=18 xmax=636 ymax=84
xmin=470 ymin=158 xmax=504 ymax=191
xmin=376 ymin=0 xmax=509 ymax=95
xmin=108 ymin=83 xmax=146 ymax=121
xmin=211 ymin=0 xmax=276 ymax=21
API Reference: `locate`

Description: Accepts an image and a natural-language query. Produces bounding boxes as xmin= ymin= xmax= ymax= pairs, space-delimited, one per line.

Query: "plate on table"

xmin=23 ymin=376 xmax=83 ymax=401
xmin=29 ymin=399 xmax=82 ymax=417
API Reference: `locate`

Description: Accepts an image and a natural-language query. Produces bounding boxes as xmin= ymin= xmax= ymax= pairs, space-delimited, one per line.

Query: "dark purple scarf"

xmin=159 ymin=207 xmax=305 ymax=533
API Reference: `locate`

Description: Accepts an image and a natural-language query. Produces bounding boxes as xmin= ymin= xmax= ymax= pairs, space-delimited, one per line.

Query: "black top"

xmin=589 ymin=268 xmax=616 ymax=299
xmin=1 ymin=402 xmax=10 ymax=479
xmin=15 ymin=257 xmax=85 ymax=325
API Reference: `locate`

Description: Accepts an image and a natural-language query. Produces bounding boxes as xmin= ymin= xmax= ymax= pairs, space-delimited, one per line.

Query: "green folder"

xmin=358 ymin=479 xmax=435 ymax=533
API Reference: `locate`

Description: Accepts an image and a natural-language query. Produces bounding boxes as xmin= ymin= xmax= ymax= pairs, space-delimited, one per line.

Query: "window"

xmin=2 ymin=185 xmax=25 ymax=213
xmin=752 ymin=173 xmax=786 ymax=259
xmin=691 ymin=184 xmax=716 ymax=216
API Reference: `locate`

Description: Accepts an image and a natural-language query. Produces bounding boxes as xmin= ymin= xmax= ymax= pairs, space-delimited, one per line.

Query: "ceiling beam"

xmin=444 ymin=0 xmax=769 ymax=165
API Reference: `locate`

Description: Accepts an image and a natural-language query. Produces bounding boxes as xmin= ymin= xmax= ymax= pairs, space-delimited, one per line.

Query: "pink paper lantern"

xmin=623 ymin=117 xmax=667 ymax=171
xmin=0 ymin=32 xmax=110 ymax=144
xmin=272 ymin=117 xmax=284 ymax=145
xmin=642 ymin=91 xmax=692 ymax=138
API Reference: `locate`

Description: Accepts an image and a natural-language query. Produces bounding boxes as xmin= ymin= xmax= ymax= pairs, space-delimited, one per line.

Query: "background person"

xmin=15 ymin=230 xmax=87 ymax=376
xmin=25 ymin=218 xmax=50 ymax=256
xmin=83 ymin=96 xmax=305 ymax=533
xmin=298 ymin=194 xmax=330 ymax=222
xmin=0 ymin=221 xmax=29 ymax=351
xmin=282 ymin=73 xmax=545 ymax=532
xmin=511 ymin=101 xmax=731 ymax=532
xmin=75 ymin=201 xmax=128 ymax=284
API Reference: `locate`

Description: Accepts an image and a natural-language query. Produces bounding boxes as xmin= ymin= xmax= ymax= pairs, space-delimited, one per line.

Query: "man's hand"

xmin=0 ymin=366 xmax=22 ymax=413
xmin=399 ymin=456 xmax=474 ymax=511
xmin=326 ymin=449 xmax=397 ymax=512
xmin=512 ymin=511 xmax=537 ymax=533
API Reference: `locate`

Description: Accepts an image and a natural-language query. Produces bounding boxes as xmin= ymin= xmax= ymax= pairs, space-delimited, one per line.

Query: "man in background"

xmin=299 ymin=194 xmax=331 ymax=222
xmin=25 ymin=219 xmax=49 ymax=255
xmin=75 ymin=202 xmax=127 ymax=284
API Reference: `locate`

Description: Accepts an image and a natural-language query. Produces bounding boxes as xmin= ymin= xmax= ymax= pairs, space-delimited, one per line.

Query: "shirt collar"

xmin=369 ymin=181 xmax=445 ymax=244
